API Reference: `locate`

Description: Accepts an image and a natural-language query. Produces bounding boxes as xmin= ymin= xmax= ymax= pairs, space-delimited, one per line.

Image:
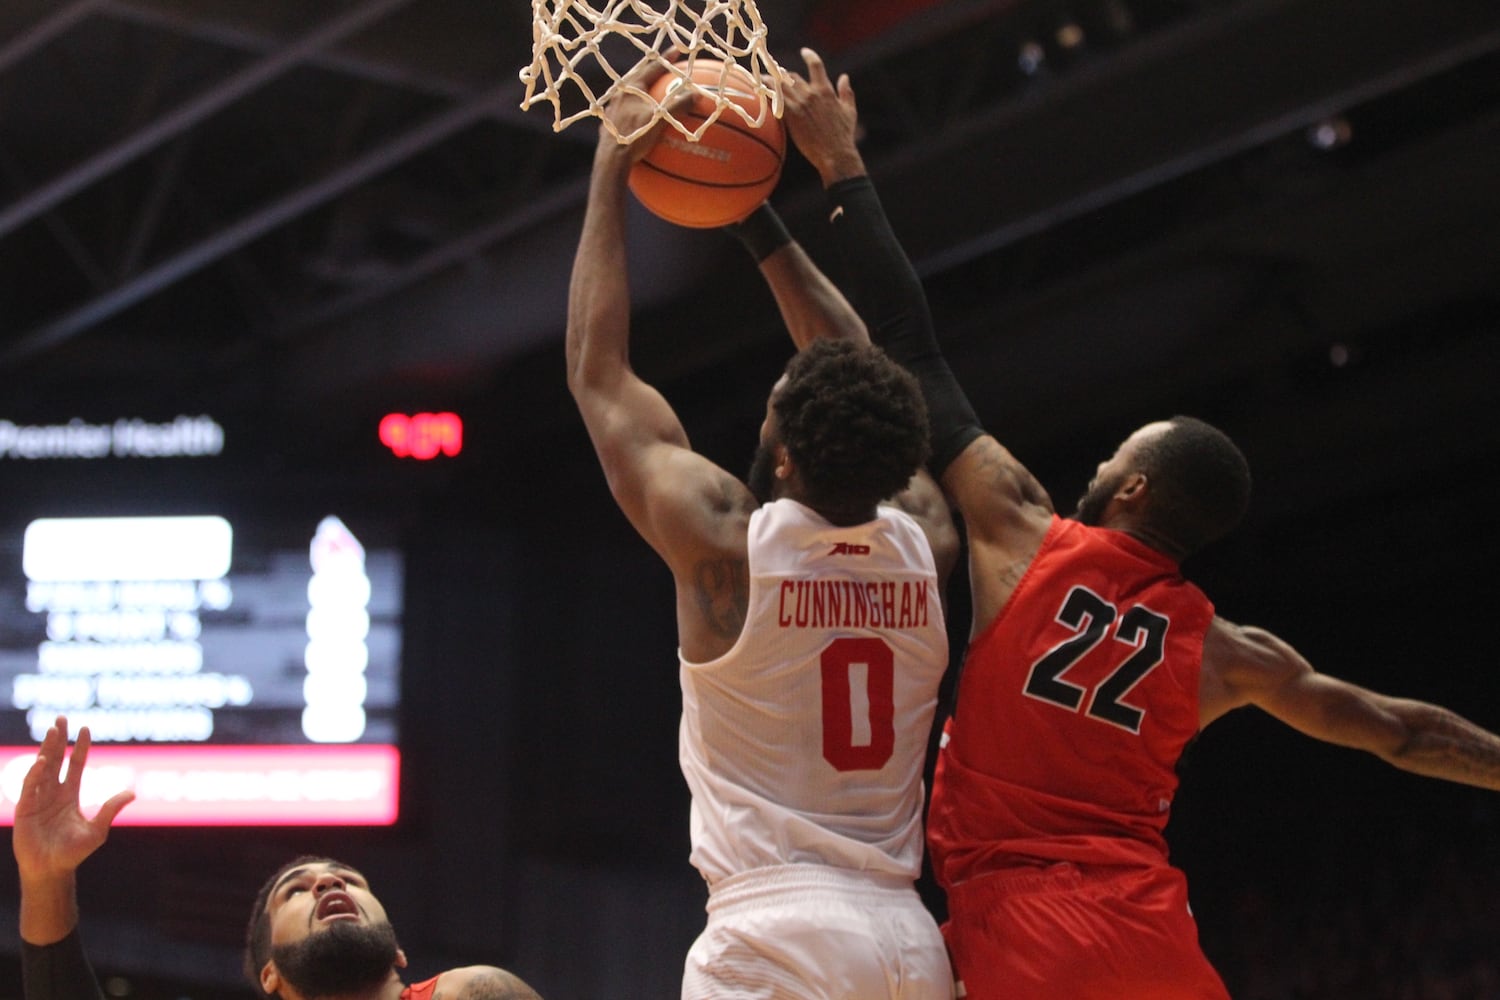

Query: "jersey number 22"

xmin=1024 ymin=585 xmax=1168 ymax=733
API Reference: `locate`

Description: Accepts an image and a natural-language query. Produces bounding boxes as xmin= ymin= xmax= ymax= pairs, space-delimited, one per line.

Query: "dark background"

xmin=1 ymin=0 xmax=1498 ymax=997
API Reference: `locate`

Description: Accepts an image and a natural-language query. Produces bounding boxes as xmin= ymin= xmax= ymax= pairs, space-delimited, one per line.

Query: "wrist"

xmin=19 ymin=870 xmax=80 ymax=946
xmin=594 ymin=136 xmax=632 ymax=167
xmin=825 ymin=175 xmax=876 ymax=217
xmin=816 ymin=150 xmax=868 ymax=187
xmin=723 ymin=203 xmax=792 ymax=263
xmin=19 ymin=867 xmax=78 ymax=894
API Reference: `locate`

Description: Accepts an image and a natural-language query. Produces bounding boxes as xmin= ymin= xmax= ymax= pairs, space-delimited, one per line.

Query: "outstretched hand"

xmin=600 ymin=55 xmax=698 ymax=161
xmin=12 ymin=716 xmax=133 ymax=883
xmin=781 ymin=47 xmax=866 ymax=185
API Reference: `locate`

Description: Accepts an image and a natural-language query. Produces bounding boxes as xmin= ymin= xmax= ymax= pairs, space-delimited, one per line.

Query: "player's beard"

xmin=747 ymin=442 xmax=777 ymax=505
xmin=270 ymin=920 xmax=400 ymax=999
xmin=1074 ymin=469 xmax=1126 ymax=526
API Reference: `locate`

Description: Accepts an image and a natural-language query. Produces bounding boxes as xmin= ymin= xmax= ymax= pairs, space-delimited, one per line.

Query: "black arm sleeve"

xmin=21 ymin=931 xmax=106 ymax=1000
xmin=722 ymin=202 xmax=793 ymax=263
xmin=824 ymin=176 xmax=984 ymax=477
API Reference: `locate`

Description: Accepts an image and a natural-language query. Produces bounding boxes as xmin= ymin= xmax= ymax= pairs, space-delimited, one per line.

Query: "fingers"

xmin=619 ymin=50 xmax=669 ymax=91
xmin=800 ymin=47 xmax=831 ymax=88
xmin=26 ymin=717 xmax=69 ymax=791
xmin=92 ymin=789 xmax=136 ymax=832
xmin=837 ymin=73 xmax=856 ymax=111
xmin=18 ymin=752 xmax=54 ymax=805
xmin=62 ymin=726 xmax=92 ymax=795
xmin=39 ymin=716 xmax=66 ymax=757
xmin=37 ymin=722 xmax=63 ymax=763
xmin=660 ymin=79 xmax=698 ymax=117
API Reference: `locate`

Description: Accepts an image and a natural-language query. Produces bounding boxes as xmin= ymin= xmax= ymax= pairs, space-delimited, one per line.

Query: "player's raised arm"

xmin=780 ymin=47 xmax=1049 ymax=621
xmin=13 ymin=717 xmax=133 ymax=1000
xmin=564 ymin=63 xmax=737 ymax=559
xmin=1201 ymin=617 xmax=1500 ymax=790
xmin=14 ymin=717 xmax=134 ymax=947
xmin=725 ymin=203 xmax=870 ymax=351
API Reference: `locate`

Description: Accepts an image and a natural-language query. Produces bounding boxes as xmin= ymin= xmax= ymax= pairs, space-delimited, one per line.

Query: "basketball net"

xmin=520 ymin=0 xmax=786 ymax=144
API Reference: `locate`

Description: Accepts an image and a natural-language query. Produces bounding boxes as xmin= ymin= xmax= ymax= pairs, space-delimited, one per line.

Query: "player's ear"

xmin=395 ymin=948 xmax=409 ymax=970
xmin=1118 ymin=472 xmax=1148 ymax=502
xmin=775 ymin=444 xmax=793 ymax=480
xmin=260 ymin=961 xmax=280 ymax=997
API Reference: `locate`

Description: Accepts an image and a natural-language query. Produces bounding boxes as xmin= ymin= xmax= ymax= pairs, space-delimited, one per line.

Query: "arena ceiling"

xmin=0 ymin=0 xmax=1497 ymax=517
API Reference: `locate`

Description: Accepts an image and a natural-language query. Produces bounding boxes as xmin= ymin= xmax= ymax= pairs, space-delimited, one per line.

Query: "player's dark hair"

xmin=1135 ymin=416 xmax=1251 ymax=556
xmin=243 ymin=855 xmax=342 ymax=996
xmin=775 ymin=340 xmax=929 ymax=516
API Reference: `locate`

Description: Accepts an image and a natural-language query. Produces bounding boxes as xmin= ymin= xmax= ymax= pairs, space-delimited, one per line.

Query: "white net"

xmin=520 ymin=0 xmax=785 ymax=144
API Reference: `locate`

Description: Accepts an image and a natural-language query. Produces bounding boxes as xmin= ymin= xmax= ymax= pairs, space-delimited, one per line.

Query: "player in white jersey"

xmin=566 ymin=53 xmax=958 ymax=1000
xmin=683 ymin=499 xmax=946 ymax=883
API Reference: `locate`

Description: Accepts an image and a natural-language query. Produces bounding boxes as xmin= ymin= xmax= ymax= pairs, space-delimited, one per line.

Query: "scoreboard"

xmin=0 ymin=413 xmax=404 ymax=825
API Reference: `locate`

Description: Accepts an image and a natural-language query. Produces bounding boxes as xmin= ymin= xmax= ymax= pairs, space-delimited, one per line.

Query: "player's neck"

xmin=806 ymin=498 xmax=877 ymax=527
xmin=779 ymin=481 xmax=875 ymax=527
xmin=1118 ymin=524 xmax=1187 ymax=562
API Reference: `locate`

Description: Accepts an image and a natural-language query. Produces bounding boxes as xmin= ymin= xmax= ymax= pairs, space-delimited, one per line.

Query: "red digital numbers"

xmin=379 ymin=412 xmax=462 ymax=459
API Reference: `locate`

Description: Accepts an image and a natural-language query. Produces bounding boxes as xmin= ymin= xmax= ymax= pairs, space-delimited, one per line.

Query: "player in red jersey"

xmin=917 ymin=338 xmax=1500 ymax=996
xmin=13 ymin=716 xmax=543 ymax=1000
xmin=779 ymin=48 xmax=1500 ymax=1000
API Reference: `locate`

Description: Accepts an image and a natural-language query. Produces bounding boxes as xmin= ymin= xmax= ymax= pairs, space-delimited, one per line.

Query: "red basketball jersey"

xmin=401 ymin=976 xmax=440 ymax=1000
xmin=928 ymin=516 xmax=1214 ymax=888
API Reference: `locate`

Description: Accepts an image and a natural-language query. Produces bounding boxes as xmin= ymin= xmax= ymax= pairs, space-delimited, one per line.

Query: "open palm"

xmin=12 ymin=716 xmax=133 ymax=881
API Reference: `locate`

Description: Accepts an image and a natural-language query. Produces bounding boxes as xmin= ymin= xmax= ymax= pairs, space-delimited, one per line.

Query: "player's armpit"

xmin=941 ymin=436 xmax=1052 ymax=548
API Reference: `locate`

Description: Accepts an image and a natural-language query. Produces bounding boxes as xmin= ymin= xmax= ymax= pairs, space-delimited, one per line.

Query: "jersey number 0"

xmin=821 ymin=637 xmax=895 ymax=771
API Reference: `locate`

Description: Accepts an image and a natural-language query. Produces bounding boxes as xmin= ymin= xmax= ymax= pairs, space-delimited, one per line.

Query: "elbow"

xmin=564 ymin=345 xmax=586 ymax=399
xmin=564 ymin=337 xmax=625 ymax=405
xmin=564 ymin=326 xmax=596 ymax=399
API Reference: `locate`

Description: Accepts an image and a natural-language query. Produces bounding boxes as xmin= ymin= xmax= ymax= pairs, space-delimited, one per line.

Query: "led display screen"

xmin=0 ymin=415 xmax=403 ymax=825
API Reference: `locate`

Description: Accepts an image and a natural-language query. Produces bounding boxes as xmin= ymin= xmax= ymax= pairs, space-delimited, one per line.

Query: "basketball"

xmin=628 ymin=60 xmax=786 ymax=228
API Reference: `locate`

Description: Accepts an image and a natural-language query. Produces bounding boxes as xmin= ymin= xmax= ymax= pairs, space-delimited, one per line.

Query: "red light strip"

xmin=0 ymin=744 xmax=400 ymax=826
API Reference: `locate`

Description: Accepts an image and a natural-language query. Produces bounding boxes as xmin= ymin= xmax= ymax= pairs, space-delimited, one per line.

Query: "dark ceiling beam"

xmin=0 ymin=0 xmax=420 ymax=241
xmin=855 ymin=0 xmax=1500 ymax=275
xmin=0 ymin=0 xmax=102 ymax=71
xmin=0 ymin=78 xmax=524 ymax=369
xmin=115 ymin=136 xmax=191 ymax=281
xmin=98 ymin=0 xmax=468 ymax=99
xmin=252 ymin=0 xmax=1500 ymax=412
xmin=270 ymin=175 xmax=592 ymax=342
xmin=95 ymin=0 xmax=582 ymax=142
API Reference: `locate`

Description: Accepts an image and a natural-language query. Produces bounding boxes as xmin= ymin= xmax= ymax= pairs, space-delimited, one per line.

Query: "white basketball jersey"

xmin=680 ymin=498 xmax=949 ymax=887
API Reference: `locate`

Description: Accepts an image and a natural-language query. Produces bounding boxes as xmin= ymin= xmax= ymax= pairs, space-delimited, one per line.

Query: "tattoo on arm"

xmin=976 ymin=446 xmax=1011 ymax=491
xmin=693 ymin=556 xmax=749 ymax=640
xmin=1402 ymin=703 xmax=1500 ymax=788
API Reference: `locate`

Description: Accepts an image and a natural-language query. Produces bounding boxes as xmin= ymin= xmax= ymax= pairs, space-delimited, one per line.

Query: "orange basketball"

xmin=628 ymin=60 xmax=786 ymax=228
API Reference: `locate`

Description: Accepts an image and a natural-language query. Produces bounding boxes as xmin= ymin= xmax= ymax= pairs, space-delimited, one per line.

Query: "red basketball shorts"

xmin=942 ymin=861 xmax=1230 ymax=1000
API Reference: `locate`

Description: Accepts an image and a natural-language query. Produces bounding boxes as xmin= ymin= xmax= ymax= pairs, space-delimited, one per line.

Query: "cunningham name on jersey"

xmin=776 ymin=577 xmax=933 ymax=630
